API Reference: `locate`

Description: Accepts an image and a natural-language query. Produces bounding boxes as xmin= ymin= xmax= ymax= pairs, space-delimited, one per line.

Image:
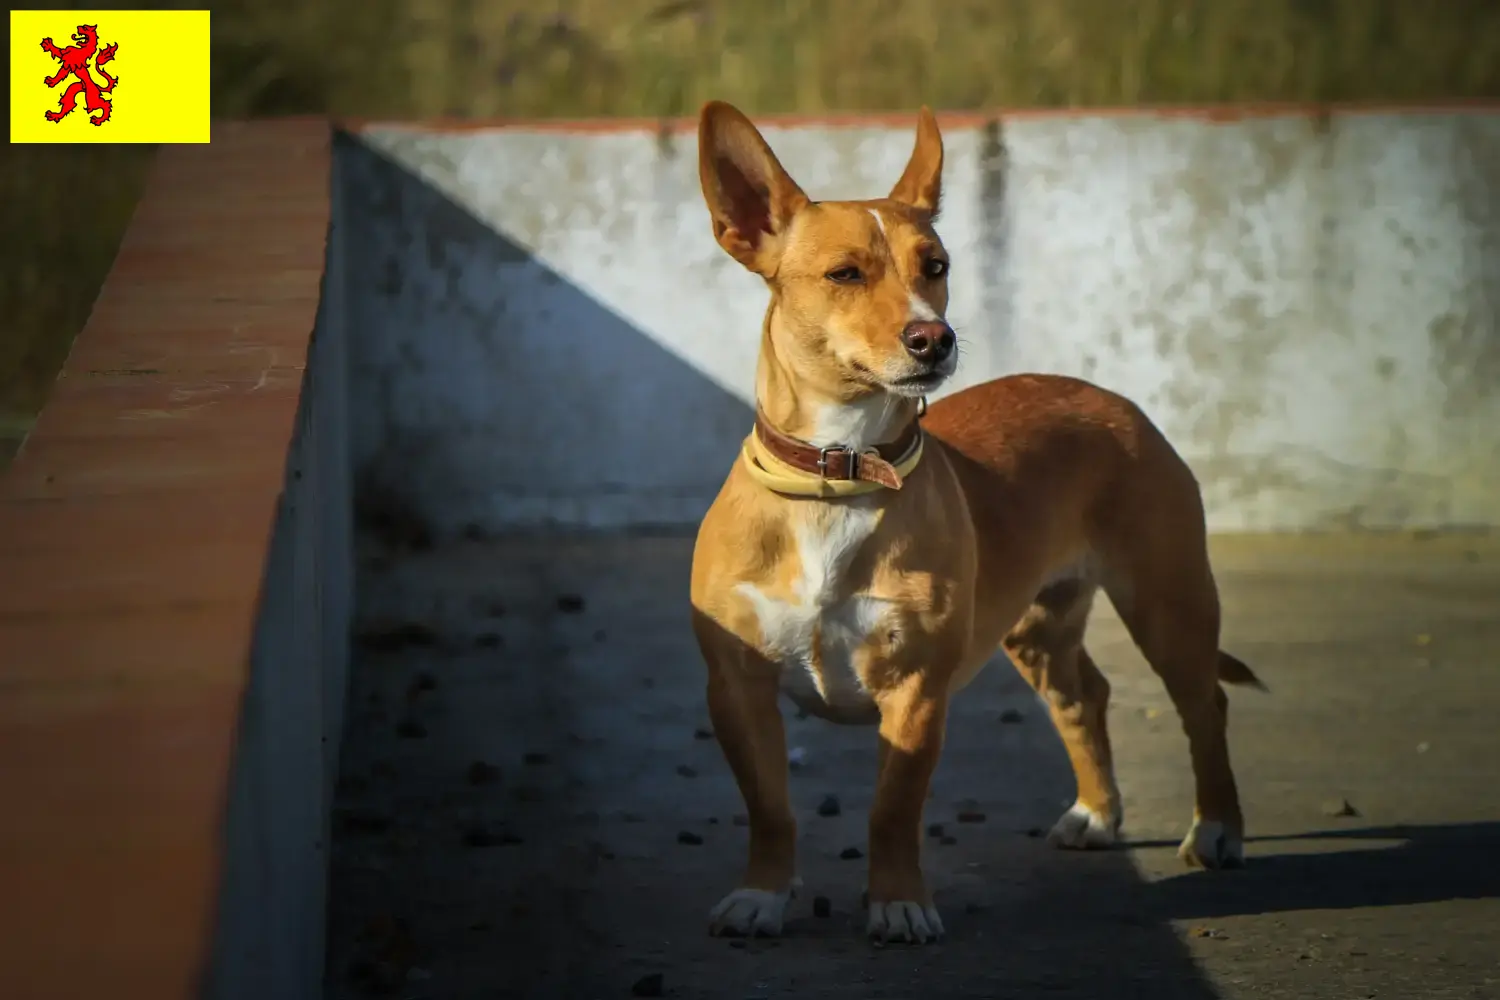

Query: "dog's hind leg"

xmin=1002 ymin=575 xmax=1123 ymax=849
xmin=1103 ymin=539 xmax=1249 ymax=870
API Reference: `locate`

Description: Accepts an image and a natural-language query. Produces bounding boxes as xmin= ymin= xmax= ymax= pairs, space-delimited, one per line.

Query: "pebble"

xmin=677 ymin=830 xmax=704 ymax=846
xmin=356 ymin=621 xmax=438 ymax=651
xmin=926 ymin=823 xmax=945 ymax=838
xmin=1190 ymin=926 xmax=1228 ymax=940
xmin=693 ymin=726 xmax=716 ymax=741
xmin=337 ymin=774 xmax=371 ymax=796
xmin=336 ymin=808 xmax=393 ymax=835
xmin=816 ymin=794 xmax=841 ymax=817
xmin=788 ymin=747 xmax=809 ymax=769
xmin=839 ymin=846 xmax=863 ymax=860
xmin=556 ymin=593 xmax=586 ymax=613
xmin=462 ymin=825 xmax=522 ymax=848
xmin=998 ymin=708 xmax=1025 ymax=724
xmin=957 ymin=809 xmax=987 ymax=824
xmin=631 ymin=972 xmax=665 ymax=997
xmin=466 ymin=760 xmax=501 ymax=786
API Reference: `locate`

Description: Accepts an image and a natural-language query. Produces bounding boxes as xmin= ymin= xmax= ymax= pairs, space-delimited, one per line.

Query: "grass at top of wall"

xmin=6 ymin=0 xmax=1500 ymax=465
xmin=214 ymin=0 xmax=1500 ymax=118
xmin=0 ymin=142 xmax=154 ymax=463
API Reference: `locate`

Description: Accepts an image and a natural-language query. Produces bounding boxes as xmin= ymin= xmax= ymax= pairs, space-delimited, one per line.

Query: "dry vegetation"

xmin=5 ymin=0 xmax=1499 ymax=454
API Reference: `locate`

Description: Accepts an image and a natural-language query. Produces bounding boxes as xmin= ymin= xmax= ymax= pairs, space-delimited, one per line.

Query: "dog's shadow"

xmin=1134 ymin=821 xmax=1500 ymax=921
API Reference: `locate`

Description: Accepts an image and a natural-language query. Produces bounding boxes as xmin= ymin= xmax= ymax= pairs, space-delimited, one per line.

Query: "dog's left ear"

xmin=888 ymin=106 xmax=944 ymax=217
xmin=698 ymin=101 xmax=810 ymax=274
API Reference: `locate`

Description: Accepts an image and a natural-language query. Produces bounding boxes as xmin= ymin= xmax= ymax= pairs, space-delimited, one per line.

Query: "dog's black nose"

xmin=901 ymin=320 xmax=955 ymax=364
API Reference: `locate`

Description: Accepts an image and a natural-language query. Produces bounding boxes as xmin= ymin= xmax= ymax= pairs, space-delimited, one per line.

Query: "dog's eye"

xmin=826 ymin=266 xmax=864 ymax=284
xmin=923 ymin=257 xmax=949 ymax=280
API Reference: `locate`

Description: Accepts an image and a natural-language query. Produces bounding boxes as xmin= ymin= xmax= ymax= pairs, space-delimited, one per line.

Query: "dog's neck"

xmin=755 ymin=345 xmax=919 ymax=451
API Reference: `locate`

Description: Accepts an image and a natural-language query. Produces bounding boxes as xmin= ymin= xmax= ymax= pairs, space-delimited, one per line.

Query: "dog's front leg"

xmin=867 ymin=673 xmax=948 ymax=944
xmin=704 ymin=658 xmax=797 ymax=937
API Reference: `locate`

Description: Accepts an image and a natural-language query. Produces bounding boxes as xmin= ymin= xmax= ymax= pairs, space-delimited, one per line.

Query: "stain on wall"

xmin=348 ymin=112 xmax=1500 ymax=533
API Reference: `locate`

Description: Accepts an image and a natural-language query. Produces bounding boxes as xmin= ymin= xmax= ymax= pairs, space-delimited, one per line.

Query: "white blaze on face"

xmin=907 ymin=292 xmax=940 ymax=322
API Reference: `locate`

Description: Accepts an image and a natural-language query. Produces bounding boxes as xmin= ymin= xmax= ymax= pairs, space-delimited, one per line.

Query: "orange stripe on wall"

xmin=336 ymin=98 xmax=1500 ymax=135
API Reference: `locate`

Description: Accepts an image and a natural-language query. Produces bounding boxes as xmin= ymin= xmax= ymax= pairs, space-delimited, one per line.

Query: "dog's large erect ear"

xmin=698 ymin=101 xmax=810 ymax=273
xmin=888 ymin=106 xmax=944 ymax=216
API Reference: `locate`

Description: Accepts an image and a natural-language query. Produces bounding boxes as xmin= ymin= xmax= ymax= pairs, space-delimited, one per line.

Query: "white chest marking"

xmin=735 ymin=501 xmax=890 ymax=718
xmin=810 ymin=398 xmax=902 ymax=449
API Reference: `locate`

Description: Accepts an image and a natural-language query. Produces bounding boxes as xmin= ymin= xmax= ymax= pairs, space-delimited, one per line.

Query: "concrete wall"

xmin=202 ymin=162 xmax=354 ymax=1000
xmin=345 ymin=112 xmax=1500 ymax=533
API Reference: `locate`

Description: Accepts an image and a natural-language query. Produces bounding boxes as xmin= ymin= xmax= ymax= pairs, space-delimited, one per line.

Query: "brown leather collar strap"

xmin=752 ymin=408 xmax=923 ymax=491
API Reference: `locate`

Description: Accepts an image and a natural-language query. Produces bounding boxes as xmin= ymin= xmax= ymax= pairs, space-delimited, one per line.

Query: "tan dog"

xmin=688 ymin=101 xmax=1264 ymax=945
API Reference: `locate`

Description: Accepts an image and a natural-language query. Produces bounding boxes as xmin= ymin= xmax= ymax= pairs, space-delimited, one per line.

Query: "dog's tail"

xmin=1217 ymin=650 xmax=1267 ymax=692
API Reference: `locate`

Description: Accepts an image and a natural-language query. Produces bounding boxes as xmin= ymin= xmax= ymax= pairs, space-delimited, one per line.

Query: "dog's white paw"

xmin=1178 ymin=818 xmax=1245 ymax=870
xmin=866 ymin=900 xmax=945 ymax=944
xmin=708 ymin=880 xmax=798 ymax=937
xmin=1047 ymin=801 xmax=1121 ymax=850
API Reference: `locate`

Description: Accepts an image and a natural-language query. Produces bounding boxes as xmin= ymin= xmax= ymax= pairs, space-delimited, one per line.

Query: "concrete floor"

xmin=326 ymin=531 xmax=1500 ymax=1000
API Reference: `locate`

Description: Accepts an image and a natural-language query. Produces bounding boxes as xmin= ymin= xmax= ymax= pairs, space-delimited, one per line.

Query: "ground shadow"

xmin=1135 ymin=822 xmax=1500 ymax=922
xmin=327 ymin=536 xmax=1228 ymax=999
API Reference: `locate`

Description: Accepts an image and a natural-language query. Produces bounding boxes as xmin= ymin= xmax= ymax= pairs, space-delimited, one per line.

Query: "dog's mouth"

xmin=886 ymin=369 xmax=952 ymax=398
xmin=848 ymin=359 xmax=953 ymax=398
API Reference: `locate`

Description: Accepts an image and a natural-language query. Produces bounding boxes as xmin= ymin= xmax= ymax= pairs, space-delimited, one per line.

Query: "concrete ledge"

xmin=0 ymin=120 xmax=346 ymax=1000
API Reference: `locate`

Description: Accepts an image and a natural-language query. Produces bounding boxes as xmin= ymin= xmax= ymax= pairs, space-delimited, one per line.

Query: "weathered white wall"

xmin=344 ymin=112 xmax=1500 ymax=534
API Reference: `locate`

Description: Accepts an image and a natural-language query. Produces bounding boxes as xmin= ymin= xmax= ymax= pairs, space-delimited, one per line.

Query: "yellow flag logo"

xmin=9 ymin=10 xmax=212 ymax=143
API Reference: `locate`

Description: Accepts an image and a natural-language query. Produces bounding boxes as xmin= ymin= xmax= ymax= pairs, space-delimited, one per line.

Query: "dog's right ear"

xmin=698 ymin=101 xmax=810 ymax=275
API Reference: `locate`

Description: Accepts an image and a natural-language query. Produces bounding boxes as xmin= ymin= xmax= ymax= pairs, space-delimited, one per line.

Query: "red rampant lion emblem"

xmin=41 ymin=24 xmax=118 ymax=126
